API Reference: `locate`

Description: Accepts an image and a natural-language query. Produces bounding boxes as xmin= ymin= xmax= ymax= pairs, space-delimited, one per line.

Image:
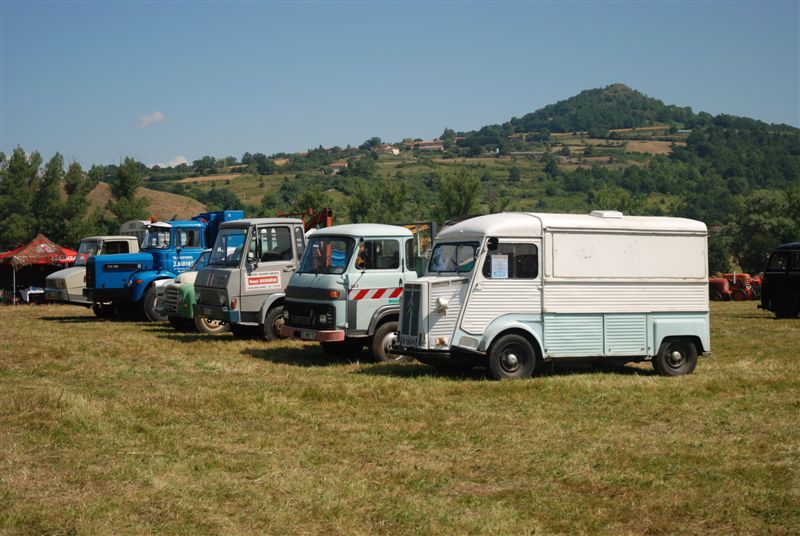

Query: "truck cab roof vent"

xmin=590 ymin=210 xmax=623 ymax=218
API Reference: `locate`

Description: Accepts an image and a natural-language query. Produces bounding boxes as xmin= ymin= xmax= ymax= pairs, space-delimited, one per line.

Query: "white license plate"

xmin=299 ymin=330 xmax=317 ymax=341
xmin=399 ymin=335 xmax=417 ymax=347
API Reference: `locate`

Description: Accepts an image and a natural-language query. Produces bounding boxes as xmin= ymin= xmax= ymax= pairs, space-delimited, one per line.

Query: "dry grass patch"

xmin=0 ymin=303 xmax=798 ymax=534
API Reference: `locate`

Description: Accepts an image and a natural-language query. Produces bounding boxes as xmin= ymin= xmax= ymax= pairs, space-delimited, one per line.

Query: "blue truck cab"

xmin=85 ymin=210 xmax=244 ymax=320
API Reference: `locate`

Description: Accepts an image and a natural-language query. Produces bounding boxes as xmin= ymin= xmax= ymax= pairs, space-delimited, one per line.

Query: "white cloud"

xmin=137 ymin=111 xmax=166 ymax=128
xmin=152 ymin=155 xmax=189 ymax=168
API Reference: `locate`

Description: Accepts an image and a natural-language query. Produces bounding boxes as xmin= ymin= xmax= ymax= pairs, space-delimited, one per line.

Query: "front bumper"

xmin=281 ymin=326 xmax=345 ymax=342
xmin=44 ymin=288 xmax=68 ymax=302
xmin=195 ymin=303 xmax=240 ymax=324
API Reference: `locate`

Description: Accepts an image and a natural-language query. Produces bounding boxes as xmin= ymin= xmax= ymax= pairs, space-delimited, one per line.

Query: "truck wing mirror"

xmin=487 ymin=237 xmax=499 ymax=251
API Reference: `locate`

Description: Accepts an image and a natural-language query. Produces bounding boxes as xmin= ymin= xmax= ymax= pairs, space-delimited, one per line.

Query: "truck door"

xmin=241 ymin=225 xmax=297 ymax=314
xmin=171 ymin=227 xmax=203 ymax=274
xmin=461 ymin=240 xmax=542 ymax=334
xmin=348 ymin=237 xmax=404 ymax=334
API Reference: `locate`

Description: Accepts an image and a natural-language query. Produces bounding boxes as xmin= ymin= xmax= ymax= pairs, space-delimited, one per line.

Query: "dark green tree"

xmin=435 ymin=168 xmax=481 ymax=221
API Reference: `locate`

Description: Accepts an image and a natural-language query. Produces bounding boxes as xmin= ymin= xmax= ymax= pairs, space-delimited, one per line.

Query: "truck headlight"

xmin=283 ymin=309 xmax=289 ymax=319
xmin=319 ymin=314 xmax=327 ymax=323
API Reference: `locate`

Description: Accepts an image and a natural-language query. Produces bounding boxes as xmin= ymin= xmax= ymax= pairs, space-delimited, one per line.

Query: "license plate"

xmin=399 ymin=335 xmax=417 ymax=347
xmin=299 ymin=330 xmax=317 ymax=341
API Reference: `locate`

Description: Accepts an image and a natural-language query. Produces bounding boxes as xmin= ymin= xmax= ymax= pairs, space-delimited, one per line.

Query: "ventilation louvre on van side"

xmin=590 ymin=210 xmax=624 ymax=218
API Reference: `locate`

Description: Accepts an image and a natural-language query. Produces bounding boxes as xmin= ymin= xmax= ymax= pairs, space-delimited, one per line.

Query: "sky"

xmin=1 ymin=1 xmax=798 ymax=168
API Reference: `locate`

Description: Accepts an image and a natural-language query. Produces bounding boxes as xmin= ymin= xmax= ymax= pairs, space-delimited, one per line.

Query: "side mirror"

xmin=487 ymin=237 xmax=499 ymax=251
xmin=246 ymin=251 xmax=256 ymax=265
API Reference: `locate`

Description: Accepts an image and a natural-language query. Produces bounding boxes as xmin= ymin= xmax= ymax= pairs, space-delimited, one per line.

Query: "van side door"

xmin=461 ymin=240 xmax=542 ymax=334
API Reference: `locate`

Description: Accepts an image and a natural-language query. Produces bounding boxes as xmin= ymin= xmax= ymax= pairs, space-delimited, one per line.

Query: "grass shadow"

xmin=40 ymin=315 xmax=108 ymax=324
xmin=242 ymin=347 xmax=363 ymax=368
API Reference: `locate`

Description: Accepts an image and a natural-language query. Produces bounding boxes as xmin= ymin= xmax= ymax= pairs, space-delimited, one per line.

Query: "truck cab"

xmin=281 ymin=224 xmax=422 ymax=361
xmin=44 ymin=235 xmax=140 ymax=308
xmin=760 ymin=242 xmax=800 ymax=318
xmin=85 ymin=210 xmax=244 ymax=320
xmin=194 ymin=218 xmax=306 ymax=339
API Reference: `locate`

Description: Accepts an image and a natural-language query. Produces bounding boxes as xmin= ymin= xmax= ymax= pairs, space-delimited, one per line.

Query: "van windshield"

xmin=429 ymin=242 xmax=479 ymax=274
xmin=209 ymin=228 xmax=248 ymax=266
xmin=74 ymin=240 xmax=100 ymax=266
xmin=298 ymin=236 xmax=355 ymax=274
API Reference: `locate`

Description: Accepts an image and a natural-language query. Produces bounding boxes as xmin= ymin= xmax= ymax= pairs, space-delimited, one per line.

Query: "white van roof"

xmin=436 ymin=212 xmax=706 ymax=241
xmin=309 ymin=223 xmax=413 ymax=238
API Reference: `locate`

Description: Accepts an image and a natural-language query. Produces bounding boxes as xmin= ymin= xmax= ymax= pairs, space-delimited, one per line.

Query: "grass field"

xmin=1 ymin=303 xmax=797 ymax=534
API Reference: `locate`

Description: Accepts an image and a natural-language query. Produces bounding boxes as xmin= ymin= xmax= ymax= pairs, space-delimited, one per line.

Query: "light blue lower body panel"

xmin=543 ymin=312 xmax=710 ymax=359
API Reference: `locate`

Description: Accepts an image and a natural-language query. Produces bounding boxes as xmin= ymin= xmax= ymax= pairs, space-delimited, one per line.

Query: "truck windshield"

xmin=191 ymin=251 xmax=211 ymax=271
xmin=143 ymin=226 xmax=171 ymax=250
xmin=74 ymin=240 xmax=100 ymax=266
xmin=429 ymin=242 xmax=479 ymax=274
xmin=209 ymin=228 xmax=247 ymax=266
xmin=298 ymin=236 xmax=355 ymax=274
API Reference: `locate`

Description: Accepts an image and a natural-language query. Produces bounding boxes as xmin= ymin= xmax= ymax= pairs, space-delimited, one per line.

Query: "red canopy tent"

xmin=0 ymin=234 xmax=77 ymax=304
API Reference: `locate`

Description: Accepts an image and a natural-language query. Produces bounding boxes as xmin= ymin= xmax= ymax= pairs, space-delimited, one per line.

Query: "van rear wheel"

xmin=653 ymin=339 xmax=698 ymax=376
xmin=488 ymin=334 xmax=536 ymax=380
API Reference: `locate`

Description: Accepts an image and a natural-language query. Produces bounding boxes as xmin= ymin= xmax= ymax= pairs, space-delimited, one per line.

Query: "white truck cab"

xmin=281 ymin=224 xmax=421 ymax=361
xmin=44 ymin=235 xmax=141 ymax=308
xmin=391 ymin=211 xmax=711 ymax=378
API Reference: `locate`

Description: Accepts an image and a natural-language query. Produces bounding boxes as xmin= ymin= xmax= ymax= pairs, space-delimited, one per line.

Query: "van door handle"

xmin=283 ymin=265 xmax=294 ymax=272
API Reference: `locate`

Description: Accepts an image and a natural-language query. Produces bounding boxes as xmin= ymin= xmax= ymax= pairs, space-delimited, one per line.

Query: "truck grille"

xmin=86 ymin=258 xmax=95 ymax=288
xmin=400 ymin=284 xmax=422 ymax=337
xmin=165 ymin=286 xmax=180 ymax=315
xmin=285 ymin=302 xmax=335 ymax=330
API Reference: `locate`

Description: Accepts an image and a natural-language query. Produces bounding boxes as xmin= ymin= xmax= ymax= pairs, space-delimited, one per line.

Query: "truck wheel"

xmin=142 ymin=287 xmax=167 ymax=322
xmin=321 ymin=338 xmax=365 ymax=357
xmin=91 ymin=301 xmax=115 ymax=319
xmin=262 ymin=306 xmax=287 ymax=341
xmin=488 ymin=334 xmax=536 ymax=379
xmin=774 ymin=297 xmax=797 ymax=319
xmin=653 ymin=339 xmax=698 ymax=376
xmin=709 ymin=291 xmax=723 ymax=302
xmin=371 ymin=321 xmax=410 ymax=363
xmin=195 ymin=315 xmax=229 ymax=334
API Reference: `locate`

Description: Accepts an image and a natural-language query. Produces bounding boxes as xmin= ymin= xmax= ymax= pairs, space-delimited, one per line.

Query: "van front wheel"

xmin=488 ymin=334 xmax=536 ymax=380
xmin=262 ymin=306 xmax=286 ymax=341
xmin=653 ymin=339 xmax=697 ymax=376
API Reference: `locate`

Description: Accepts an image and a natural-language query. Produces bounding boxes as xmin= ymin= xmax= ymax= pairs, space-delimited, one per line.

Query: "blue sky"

xmin=1 ymin=1 xmax=798 ymax=167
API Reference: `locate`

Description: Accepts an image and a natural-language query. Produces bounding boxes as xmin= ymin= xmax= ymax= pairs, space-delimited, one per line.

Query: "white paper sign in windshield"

xmin=491 ymin=254 xmax=509 ymax=279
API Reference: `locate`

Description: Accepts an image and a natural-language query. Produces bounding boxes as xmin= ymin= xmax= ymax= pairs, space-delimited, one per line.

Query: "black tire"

xmin=91 ymin=301 xmax=115 ymax=319
xmin=774 ymin=297 xmax=797 ymax=319
xmin=321 ymin=338 xmax=365 ymax=357
xmin=142 ymin=286 xmax=167 ymax=322
xmin=732 ymin=289 xmax=747 ymax=302
xmin=709 ymin=291 xmax=723 ymax=302
xmin=488 ymin=334 xmax=536 ymax=380
xmin=370 ymin=321 xmax=410 ymax=363
xmin=194 ymin=315 xmax=229 ymax=334
xmin=653 ymin=339 xmax=698 ymax=377
xmin=261 ymin=306 xmax=286 ymax=341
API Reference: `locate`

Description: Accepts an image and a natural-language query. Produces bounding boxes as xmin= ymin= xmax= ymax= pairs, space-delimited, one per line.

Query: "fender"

xmin=478 ymin=316 xmax=544 ymax=355
xmin=258 ymin=292 xmax=286 ymax=324
xmin=367 ymin=305 xmax=400 ymax=336
xmin=651 ymin=314 xmax=710 ymax=353
xmin=129 ymin=270 xmax=178 ymax=302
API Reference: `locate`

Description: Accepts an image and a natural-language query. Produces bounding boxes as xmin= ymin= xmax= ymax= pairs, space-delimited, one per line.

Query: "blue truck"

xmin=85 ymin=210 xmax=244 ymax=321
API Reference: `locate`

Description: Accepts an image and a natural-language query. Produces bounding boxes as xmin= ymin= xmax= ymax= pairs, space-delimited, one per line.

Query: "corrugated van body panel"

xmin=543 ymin=281 xmax=708 ymax=313
xmin=461 ymin=280 xmax=542 ymax=334
xmin=605 ymin=314 xmax=647 ymax=355
xmin=428 ymin=279 xmax=467 ymax=341
xmin=544 ymin=314 xmax=603 ymax=357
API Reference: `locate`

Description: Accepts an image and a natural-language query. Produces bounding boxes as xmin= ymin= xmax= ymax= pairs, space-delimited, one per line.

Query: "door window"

xmin=104 ymin=241 xmax=130 ymax=255
xmin=789 ymin=252 xmax=800 ymax=272
xmin=355 ymin=239 xmax=400 ymax=270
xmin=294 ymin=226 xmax=306 ymax=257
xmin=482 ymin=243 xmax=539 ymax=279
xmin=405 ymin=239 xmax=416 ymax=271
xmin=767 ymin=252 xmax=789 ymax=271
xmin=258 ymin=226 xmax=293 ymax=262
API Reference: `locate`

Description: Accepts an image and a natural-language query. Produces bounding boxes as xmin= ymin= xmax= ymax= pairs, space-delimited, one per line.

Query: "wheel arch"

xmin=258 ymin=293 xmax=286 ymax=324
xmin=483 ymin=325 xmax=543 ymax=362
xmin=367 ymin=306 xmax=399 ymax=336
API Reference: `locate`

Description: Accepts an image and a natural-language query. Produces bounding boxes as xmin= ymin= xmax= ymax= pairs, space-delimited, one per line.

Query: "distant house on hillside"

xmin=414 ymin=140 xmax=445 ymax=152
xmin=329 ymin=161 xmax=349 ymax=174
xmin=374 ymin=144 xmax=401 ymax=156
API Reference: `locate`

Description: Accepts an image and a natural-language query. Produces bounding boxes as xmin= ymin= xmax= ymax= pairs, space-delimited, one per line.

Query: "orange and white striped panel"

xmin=348 ymin=288 xmax=403 ymax=300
